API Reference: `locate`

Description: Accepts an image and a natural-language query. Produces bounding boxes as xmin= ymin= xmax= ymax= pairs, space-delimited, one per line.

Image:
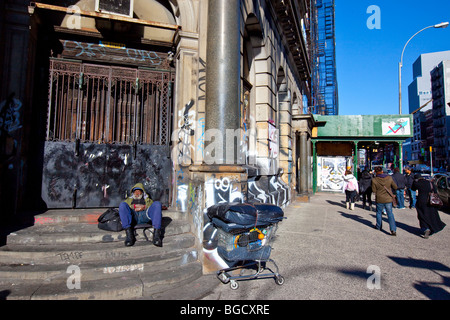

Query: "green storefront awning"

xmin=313 ymin=115 xmax=413 ymax=139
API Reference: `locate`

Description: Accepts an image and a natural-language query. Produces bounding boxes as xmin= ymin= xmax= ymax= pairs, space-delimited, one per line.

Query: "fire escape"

xmin=270 ymin=0 xmax=312 ymax=90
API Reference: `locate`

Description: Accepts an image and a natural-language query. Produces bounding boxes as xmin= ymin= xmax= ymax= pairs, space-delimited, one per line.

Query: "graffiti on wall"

xmin=174 ymin=99 xmax=195 ymax=166
xmin=0 ymin=94 xmax=22 ymax=136
xmin=0 ymin=94 xmax=22 ymax=167
xmin=188 ymin=182 xmax=204 ymax=241
xmin=172 ymin=99 xmax=198 ymax=212
xmin=247 ymin=175 xmax=290 ymax=207
xmin=205 ymin=175 xmax=245 ymax=208
xmin=202 ymin=174 xmax=245 ymax=269
xmin=61 ymin=40 xmax=167 ymax=68
xmin=318 ymin=157 xmax=348 ymax=192
xmin=42 ymin=142 xmax=171 ymax=208
xmin=200 ymin=171 xmax=289 ymax=269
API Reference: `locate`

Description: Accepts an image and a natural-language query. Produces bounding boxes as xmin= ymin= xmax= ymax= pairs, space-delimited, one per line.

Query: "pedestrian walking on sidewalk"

xmin=392 ymin=167 xmax=406 ymax=209
xmin=343 ymin=170 xmax=359 ymax=210
xmin=411 ymin=173 xmax=446 ymax=239
xmin=371 ymin=166 xmax=398 ymax=236
xmin=359 ymin=170 xmax=373 ymax=210
xmin=404 ymin=167 xmax=416 ymax=209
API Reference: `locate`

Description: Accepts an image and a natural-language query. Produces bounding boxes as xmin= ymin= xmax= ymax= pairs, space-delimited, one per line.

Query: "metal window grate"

xmin=46 ymin=59 xmax=173 ymax=145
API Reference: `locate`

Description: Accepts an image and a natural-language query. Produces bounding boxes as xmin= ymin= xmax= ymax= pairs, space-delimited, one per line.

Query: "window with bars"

xmin=46 ymin=59 xmax=173 ymax=145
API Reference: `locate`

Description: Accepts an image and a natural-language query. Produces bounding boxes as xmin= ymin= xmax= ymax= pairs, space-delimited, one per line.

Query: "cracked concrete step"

xmin=4 ymin=219 xmax=190 ymax=245
xmin=0 ymin=208 xmax=213 ymax=300
xmin=0 ymin=261 xmax=203 ymax=300
xmin=0 ymin=233 xmax=195 ymax=265
xmin=0 ymin=247 xmax=198 ymax=281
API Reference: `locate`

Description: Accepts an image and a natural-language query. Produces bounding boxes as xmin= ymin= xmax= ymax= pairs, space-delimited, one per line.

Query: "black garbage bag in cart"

xmin=207 ymin=202 xmax=284 ymax=226
xmin=207 ymin=202 xmax=285 ymax=290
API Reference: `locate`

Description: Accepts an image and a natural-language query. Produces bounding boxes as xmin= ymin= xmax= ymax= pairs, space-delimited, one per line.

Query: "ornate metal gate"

xmin=42 ymin=58 xmax=174 ymax=208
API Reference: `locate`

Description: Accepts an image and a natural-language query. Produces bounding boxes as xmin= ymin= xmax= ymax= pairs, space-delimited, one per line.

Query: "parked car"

xmin=433 ymin=174 xmax=450 ymax=207
xmin=413 ymin=164 xmax=431 ymax=173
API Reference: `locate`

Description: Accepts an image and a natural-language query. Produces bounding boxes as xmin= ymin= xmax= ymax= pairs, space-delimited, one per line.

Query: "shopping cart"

xmin=207 ymin=203 xmax=285 ymax=290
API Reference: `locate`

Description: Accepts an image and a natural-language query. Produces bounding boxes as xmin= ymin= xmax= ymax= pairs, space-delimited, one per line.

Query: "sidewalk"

xmin=201 ymin=192 xmax=450 ymax=300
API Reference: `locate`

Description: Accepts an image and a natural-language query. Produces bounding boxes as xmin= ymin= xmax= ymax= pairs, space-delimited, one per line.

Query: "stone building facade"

xmin=1 ymin=0 xmax=315 ymax=270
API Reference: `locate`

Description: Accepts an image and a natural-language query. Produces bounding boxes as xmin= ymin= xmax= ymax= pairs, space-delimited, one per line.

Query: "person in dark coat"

xmin=358 ymin=170 xmax=373 ymax=210
xmin=411 ymin=173 xmax=446 ymax=239
xmin=392 ymin=167 xmax=407 ymax=209
xmin=404 ymin=167 xmax=416 ymax=209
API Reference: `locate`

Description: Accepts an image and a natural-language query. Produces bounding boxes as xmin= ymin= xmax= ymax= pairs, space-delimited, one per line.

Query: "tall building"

xmin=310 ymin=0 xmax=338 ymax=115
xmin=407 ymin=51 xmax=450 ymax=165
xmin=431 ymin=60 xmax=450 ymax=168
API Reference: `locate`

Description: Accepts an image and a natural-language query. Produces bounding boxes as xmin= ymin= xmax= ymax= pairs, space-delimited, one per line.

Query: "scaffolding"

xmin=310 ymin=0 xmax=338 ymax=115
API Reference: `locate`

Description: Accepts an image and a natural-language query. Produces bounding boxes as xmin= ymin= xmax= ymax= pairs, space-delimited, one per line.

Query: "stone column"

xmin=299 ymin=131 xmax=308 ymax=196
xmin=204 ymin=0 xmax=241 ymax=165
xmin=307 ymin=136 xmax=312 ymax=191
xmin=293 ymin=114 xmax=316 ymax=199
xmin=193 ymin=0 xmax=246 ymax=274
xmin=187 ymin=0 xmax=247 ymax=274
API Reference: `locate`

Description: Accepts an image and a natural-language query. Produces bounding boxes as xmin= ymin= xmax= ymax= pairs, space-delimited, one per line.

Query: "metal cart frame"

xmin=215 ymin=223 xmax=285 ymax=290
xmin=217 ymin=258 xmax=285 ymax=290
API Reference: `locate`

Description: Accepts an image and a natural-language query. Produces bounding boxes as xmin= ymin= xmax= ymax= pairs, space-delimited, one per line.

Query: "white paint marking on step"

xmin=103 ymin=263 xmax=144 ymax=274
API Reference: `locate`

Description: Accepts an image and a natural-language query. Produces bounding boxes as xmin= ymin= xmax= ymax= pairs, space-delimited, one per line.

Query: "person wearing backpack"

xmin=343 ymin=170 xmax=359 ymax=210
xmin=119 ymin=183 xmax=163 ymax=247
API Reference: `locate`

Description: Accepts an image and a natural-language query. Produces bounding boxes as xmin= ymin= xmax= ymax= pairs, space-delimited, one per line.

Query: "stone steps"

xmin=0 ymin=233 xmax=195 ymax=264
xmin=0 ymin=262 xmax=204 ymax=300
xmin=2 ymin=218 xmax=190 ymax=245
xmin=0 ymin=208 xmax=215 ymax=300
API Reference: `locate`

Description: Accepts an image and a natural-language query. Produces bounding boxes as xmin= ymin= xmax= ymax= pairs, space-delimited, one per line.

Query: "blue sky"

xmin=335 ymin=0 xmax=450 ymax=115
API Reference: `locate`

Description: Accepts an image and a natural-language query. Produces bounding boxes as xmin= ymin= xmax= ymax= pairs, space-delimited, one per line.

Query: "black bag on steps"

xmin=98 ymin=208 xmax=123 ymax=232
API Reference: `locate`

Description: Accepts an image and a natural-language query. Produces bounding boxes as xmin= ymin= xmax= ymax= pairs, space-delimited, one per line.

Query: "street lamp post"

xmin=398 ymin=22 xmax=449 ymax=115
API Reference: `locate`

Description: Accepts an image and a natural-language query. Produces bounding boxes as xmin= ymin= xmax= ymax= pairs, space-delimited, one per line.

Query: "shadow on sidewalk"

xmin=393 ymin=220 xmax=422 ymax=237
xmin=326 ymin=199 xmax=347 ymax=208
xmin=327 ymin=197 xmax=424 ymax=237
xmin=339 ymin=211 xmax=374 ymax=229
xmin=389 ymin=256 xmax=450 ymax=300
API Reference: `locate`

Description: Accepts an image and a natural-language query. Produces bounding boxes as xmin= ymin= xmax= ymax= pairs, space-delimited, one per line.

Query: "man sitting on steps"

xmin=118 ymin=183 xmax=162 ymax=247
